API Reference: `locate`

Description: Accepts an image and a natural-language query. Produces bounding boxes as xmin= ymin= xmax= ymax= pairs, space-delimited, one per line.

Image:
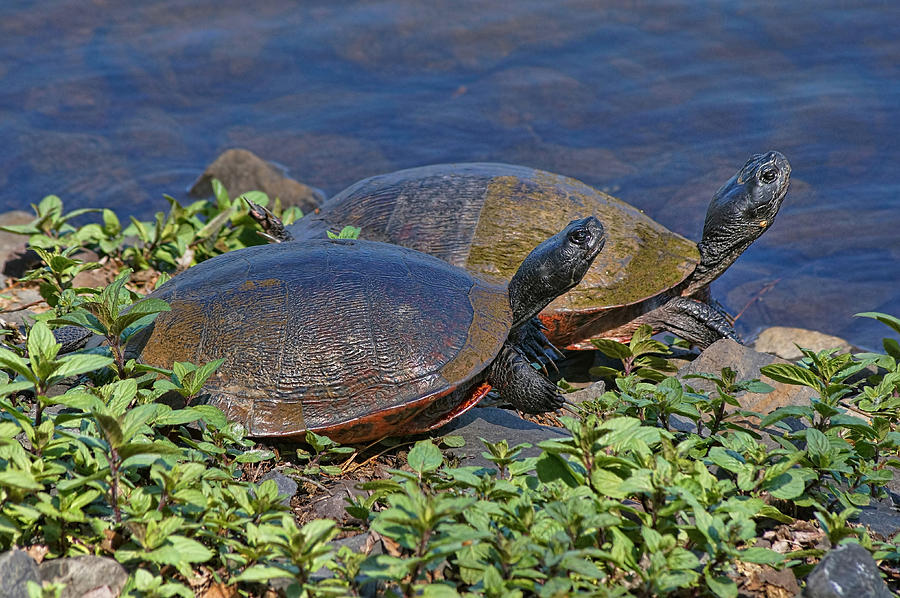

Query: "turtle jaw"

xmin=684 ymin=151 xmax=791 ymax=297
xmin=508 ymin=216 xmax=605 ymax=329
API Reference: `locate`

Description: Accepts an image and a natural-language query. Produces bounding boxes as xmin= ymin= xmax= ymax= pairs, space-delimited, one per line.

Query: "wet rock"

xmin=754 ymin=326 xmax=853 ymax=361
xmin=189 ymin=148 xmax=325 ymax=212
xmin=223 ymin=130 xmax=393 ymax=194
xmin=0 ymin=549 xmax=39 ymax=598
xmin=802 ymin=542 xmax=892 ymax=598
xmin=310 ymin=480 xmax=365 ymax=522
xmin=438 ymin=406 xmax=567 ymax=470
xmin=39 ymin=556 xmax=128 ymax=598
xmin=678 ymin=339 xmax=816 ymax=415
xmin=260 ymin=469 xmax=299 ymax=507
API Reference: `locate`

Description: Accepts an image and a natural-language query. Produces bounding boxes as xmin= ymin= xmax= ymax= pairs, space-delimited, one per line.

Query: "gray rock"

xmin=802 ymin=542 xmax=892 ymax=597
xmin=754 ymin=326 xmax=853 ymax=361
xmin=310 ymin=480 xmax=365 ymax=521
xmin=260 ymin=469 xmax=299 ymax=507
xmin=189 ymin=148 xmax=325 ymax=212
xmin=0 ymin=550 xmax=39 ymax=598
xmin=0 ymin=211 xmax=37 ymax=286
xmin=437 ymin=406 xmax=568 ymax=470
xmin=854 ymin=493 xmax=900 ymax=539
xmin=564 ymin=380 xmax=606 ymax=405
xmin=1 ymin=288 xmax=42 ymax=327
xmin=678 ymin=338 xmax=816 ymax=415
xmin=39 ymin=556 xmax=127 ymax=598
xmin=677 ymin=339 xmax=816 ymax=447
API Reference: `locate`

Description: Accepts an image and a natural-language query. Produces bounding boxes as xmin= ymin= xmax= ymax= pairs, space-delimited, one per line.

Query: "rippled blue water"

xmin=2 ymin=0 xmax=898 ymax=348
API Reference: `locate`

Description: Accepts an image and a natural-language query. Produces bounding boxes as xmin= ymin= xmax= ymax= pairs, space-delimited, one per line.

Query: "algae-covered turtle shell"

xmin=290 ymin=164 xmax=697 ymax=348
xmin=284 ymin=155 xmax=790 ymax=349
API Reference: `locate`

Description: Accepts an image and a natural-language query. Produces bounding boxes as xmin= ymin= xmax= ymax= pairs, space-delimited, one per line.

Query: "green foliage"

xmin=4 ymin=192 xmax=900 ymax=595
xmin=326 ymin=225 xmax=362 ymax=240
xmin=589 ymin=324 xmax=677 ymax=382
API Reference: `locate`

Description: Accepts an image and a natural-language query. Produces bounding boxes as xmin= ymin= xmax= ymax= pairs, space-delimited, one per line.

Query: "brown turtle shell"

xmin=130 ymin=239 xmax=511 ymax=443
xmin=290 ymin=163 xmax=699 ymax=349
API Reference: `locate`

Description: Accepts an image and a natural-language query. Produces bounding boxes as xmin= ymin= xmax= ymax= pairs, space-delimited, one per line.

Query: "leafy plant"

xmin=589 ymin=324 xmax=676 ymax=382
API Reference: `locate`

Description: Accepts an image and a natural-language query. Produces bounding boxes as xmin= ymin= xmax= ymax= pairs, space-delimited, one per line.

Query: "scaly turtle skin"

xmin=253 ymin=152 xmax=790 ymax=349
xmin=125 ymin=217 xmax=604 ymax=443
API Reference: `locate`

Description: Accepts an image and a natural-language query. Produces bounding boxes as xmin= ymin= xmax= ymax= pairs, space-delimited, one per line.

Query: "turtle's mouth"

xmin=587 ymin=233 xmax=607 ymax=262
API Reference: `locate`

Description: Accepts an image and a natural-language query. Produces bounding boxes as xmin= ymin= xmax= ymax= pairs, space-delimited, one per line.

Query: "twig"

xmin=733 ymin=278 xmax=781 ymax=324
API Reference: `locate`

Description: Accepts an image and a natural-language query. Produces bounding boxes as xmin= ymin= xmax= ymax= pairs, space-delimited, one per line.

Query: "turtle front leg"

xmin=648 ymin=296 xmax=741 ymax=348
xmin=507 ymin=317 xmax=564 ymax=373
xmin=243 ymin=198 xmax=293 ymax=243
xmin=488 ymin=344 xmax=564 ymax=414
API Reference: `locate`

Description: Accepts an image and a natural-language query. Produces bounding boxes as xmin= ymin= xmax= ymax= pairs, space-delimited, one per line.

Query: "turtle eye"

xmin=759 ymin=167 xmax=778 ymax=184
xmin=567 ymin=228 xmax=590 ymax=246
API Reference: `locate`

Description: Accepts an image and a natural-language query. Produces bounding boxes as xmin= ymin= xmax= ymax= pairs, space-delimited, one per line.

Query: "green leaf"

xmin=0 ymin=469 xmax=43 ymax=490
xmin=705 ymin=571 xmax=738 ymax=598
xmin=407 ymin=440 xmax=442 ymax=474
xmin=92 ymin=411 xmax=124 ymax=448
xmin=0 ymin=348 xmax=36 ymax=384
xmin=760 ymin=363 xmax=821 ymax=389
xmin=117 ymin=441 xmax=182 ymax=460
xmin=739 ymin=547 xmax=785 ymax=565
xmin=765 ymin=470 xmax=806 ymax=500
xmin=856 ymin=311 xmax=900 ymax=336
xmin=54 ymin=353 xmax=115 ymax=380
xmin=27 ymin=321 xmax=58 ymax=362
xmin=162 ymin=535 xmax=213 ymax=563
xmin=441 ymin=435 xmax=466 ymax=448
xmin=589 ymin=338 xmax=632 ymax=360
xmin=232 ymin=565 xmax=294 ymax=583
xmin=804 ymin=428 xmax=831 ymax=461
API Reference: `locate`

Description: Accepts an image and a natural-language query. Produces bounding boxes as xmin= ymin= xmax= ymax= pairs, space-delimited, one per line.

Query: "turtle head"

xmin=686 ymin=151 xmax=791 ymax=295
xmin=508 ymin=216 xmax=605 ymax=328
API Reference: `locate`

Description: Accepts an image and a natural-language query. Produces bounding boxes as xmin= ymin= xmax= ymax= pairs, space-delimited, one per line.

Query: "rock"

xmin=677 ymin=339 xmax=816 ymax=448
xmin=853 ymin=494 xmax=900 ymax=539
xmin=564 ymin=380 xmax=606 ymax=405
xmin=260 ymin=469 xmax=299 ymax=507
xmin=39 ymin=556 xmax=127 ymax=598
xmin=802 ymin=542 xmax=892 ymax=598
xmin=310 ymin=480 xmax=365 ymax=522
xmin=678 ymin=339 xmax=816 ymax=415
xmin=0 ymin=549 xmax=39 ymax=598
xmin=754 ymin=326 xmax=853 ymax=361
xmin=189 ymin=148 xmax=324 ymax=212
xmin=0 ymin=288 xmax=42 ymax=327
xmin=438 ymin=406 xmax=568 ymax=470
xmin=0 ymin=211 xmax=39 ymax=285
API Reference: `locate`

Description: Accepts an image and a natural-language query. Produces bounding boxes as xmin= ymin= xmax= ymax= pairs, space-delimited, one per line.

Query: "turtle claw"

xmin=243 ymin=197 xmax=291 ymax=243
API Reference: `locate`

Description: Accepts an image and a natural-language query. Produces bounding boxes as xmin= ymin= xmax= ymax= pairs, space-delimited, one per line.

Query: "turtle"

xmin=250 ymin=151 xmax=791 ymax=350
xmin=124 ymin=216 xmax=605 ymax=443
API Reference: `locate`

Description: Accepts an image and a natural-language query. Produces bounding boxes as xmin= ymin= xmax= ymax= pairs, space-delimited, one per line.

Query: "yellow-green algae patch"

xmin=466 ymin=169 xmax=699 ymax=310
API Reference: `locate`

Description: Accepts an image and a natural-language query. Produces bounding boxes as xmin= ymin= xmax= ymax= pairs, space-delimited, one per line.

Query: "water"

xmin=2 ymin=0 xmax=898 ymax=349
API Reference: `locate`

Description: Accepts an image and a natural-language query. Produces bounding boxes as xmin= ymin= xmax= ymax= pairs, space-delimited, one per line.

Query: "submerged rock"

xmin=189 ymin=148 xmax=325 ymax=212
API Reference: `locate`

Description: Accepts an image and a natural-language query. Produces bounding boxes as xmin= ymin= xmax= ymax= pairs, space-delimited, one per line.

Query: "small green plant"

xmin=684 ymin=366 xmax=774 ymax=435
xmin=326 ymin=225 xmax=362 ymax=240
xmin=589 ymin=324 xmax=676 ymax=382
